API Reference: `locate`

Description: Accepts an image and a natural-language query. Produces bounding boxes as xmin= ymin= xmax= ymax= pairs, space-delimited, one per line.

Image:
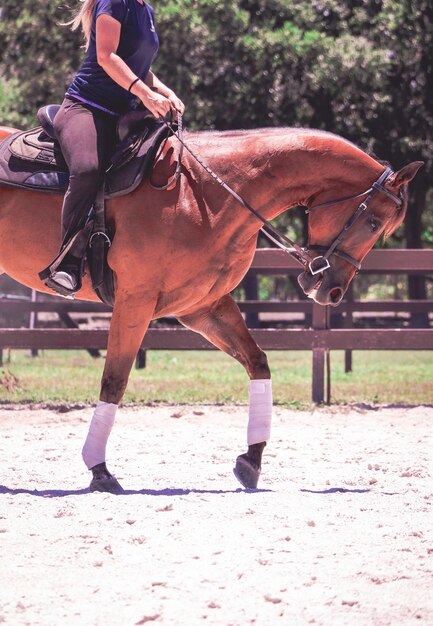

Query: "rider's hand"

xmin=141 ymin=91 xmax=172 ymax=119
xmin=166 ymin=90 xmax=185 ymax=117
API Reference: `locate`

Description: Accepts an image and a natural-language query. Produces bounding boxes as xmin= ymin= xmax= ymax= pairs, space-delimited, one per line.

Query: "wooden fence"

xmin=0 ymin=248 xmax=432 ymax=403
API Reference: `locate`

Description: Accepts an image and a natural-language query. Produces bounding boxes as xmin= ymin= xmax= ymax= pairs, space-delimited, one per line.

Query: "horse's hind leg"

xmin=179 ymin=294 xmax=271 ymax=489
xmin=82 ymin=291 xmax=157 ymax=493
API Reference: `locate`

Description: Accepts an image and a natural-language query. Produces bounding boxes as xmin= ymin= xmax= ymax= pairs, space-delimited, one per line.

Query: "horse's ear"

xmin=390 ymin=161 xmax=424 ymax=188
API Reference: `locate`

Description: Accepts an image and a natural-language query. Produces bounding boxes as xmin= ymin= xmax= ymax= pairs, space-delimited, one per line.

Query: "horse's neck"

xmin=210 ymin=129 xmax=382 ymax=225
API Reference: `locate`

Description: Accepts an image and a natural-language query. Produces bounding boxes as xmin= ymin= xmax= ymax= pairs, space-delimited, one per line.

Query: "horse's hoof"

xmin=89 ymin=462 xmax=124 ymax=494
xmin=89 ymin=476 xmax=124 ymax=494
xmin=233 ymin=455 xmax=261 ymax=489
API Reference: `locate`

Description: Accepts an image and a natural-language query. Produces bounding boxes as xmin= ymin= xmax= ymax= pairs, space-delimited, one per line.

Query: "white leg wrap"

xmin=82 ymin=401 xmax=117 ymax=469
xmin=247 ymin=379 xmax=272 ymax=445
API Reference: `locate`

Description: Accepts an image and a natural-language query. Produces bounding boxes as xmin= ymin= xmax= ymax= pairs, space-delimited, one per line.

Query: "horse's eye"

xmin=368 ymin=216 xmax=380 ymax=232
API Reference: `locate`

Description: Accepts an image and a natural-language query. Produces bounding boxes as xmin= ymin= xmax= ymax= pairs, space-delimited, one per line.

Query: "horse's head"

xmin=298 ymin=161 xmax=424 ymax=306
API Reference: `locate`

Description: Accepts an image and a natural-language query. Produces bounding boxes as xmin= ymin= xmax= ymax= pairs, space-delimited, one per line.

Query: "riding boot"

xmin=44 ymin=252 xmax=83 ymax=297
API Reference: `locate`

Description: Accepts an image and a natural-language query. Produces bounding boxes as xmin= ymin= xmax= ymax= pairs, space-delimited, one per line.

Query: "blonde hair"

xmin=65 ymin=0 xmax=97 ymax=47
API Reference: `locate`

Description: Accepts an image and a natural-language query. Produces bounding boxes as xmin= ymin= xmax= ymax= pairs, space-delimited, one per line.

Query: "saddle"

xmin=0 ymin=104 xmax=170 ymax=197
xmin=0 ymin=104 xmax=173 ymax=306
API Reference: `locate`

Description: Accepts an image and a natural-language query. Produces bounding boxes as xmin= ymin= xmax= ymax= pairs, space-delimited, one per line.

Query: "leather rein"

xmin=159 ymin=115 xmax=402 ymax=276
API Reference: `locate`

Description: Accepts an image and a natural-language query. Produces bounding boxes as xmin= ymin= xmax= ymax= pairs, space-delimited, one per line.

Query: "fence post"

xmin=57 ymin=311 xmax=101 ymax=359
xmin=344 ymin=284 xmax=354 ymax=373
xmin=29 ymin=290 xmax=39 ymax=358
xmin=312 ymin=303 xmax=330 ymax=404
xmin=135 ymin=348 xmax=147 ymax=369
xmin=243 ymin=275 xmax=260 ymax=328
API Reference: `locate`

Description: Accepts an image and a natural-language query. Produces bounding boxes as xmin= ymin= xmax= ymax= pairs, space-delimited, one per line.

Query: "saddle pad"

xmin=0 ymin=120 xmax=170 ymax=198
xmin=9 ymin=126 xmax=67 ymax=168
xmin=0 ymin=131 xmax=69 ymax=193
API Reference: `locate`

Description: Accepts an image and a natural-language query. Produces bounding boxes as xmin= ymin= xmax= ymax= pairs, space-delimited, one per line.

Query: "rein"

xmin=158 ymin=115 xmax=402 ymax=276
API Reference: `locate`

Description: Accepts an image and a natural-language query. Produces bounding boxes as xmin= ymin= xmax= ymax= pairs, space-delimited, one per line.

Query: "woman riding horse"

xmin=40 ymin=0 xmax=184 ymax=489
xmin=44 ymin=0 xmax=184 ymax=297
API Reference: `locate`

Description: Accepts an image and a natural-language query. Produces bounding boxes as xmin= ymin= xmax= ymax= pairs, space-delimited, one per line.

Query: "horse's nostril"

xmin=329 ymin=287 xmax=342 ymax=303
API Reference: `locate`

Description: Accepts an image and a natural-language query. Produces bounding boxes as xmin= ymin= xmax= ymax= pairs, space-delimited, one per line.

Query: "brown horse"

xmin=0 ymin=122 xmax=422 ymax=492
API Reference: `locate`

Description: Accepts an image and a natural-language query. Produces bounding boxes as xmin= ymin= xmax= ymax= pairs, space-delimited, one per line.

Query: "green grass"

xmin=0 ymin=349 xmax=432 ymax=407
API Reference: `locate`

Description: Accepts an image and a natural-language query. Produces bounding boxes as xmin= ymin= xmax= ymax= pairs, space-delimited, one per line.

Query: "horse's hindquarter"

xmin=107 ymin=174 xmax=258 ymax=318
xmin=0 ymin=126 xmax=19 ymax=142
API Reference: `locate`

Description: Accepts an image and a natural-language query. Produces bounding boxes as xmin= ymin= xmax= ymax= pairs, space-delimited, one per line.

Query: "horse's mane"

xmin=190 ymin=126 xmax=337 ymax=138
xmin=187 ymin=127 xmax=397 ymax=173
xmin=187 ymin=126 xmax=368 ymax=158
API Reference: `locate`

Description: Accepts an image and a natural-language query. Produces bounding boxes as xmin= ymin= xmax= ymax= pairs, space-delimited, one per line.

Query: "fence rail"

xmin=0 ymin=327 xmax=432 ymax=351
xmin=0 ymin=248 xmax=432 ymax=403
xmin=0 ymin=298 xmax=432 ymax=315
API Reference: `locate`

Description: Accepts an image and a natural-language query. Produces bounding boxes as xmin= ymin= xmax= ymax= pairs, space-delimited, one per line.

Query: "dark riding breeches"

xmin=53 ymin=97 xmax=118 ymax=246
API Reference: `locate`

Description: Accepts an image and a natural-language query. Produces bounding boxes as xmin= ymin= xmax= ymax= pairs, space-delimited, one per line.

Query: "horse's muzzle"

xmin=297 ymin=270 xmax=345 ymax=307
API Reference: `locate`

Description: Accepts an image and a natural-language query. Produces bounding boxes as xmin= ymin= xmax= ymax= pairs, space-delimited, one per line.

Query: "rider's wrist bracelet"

xmin=128 ymin=77 xmax=140 ymax=93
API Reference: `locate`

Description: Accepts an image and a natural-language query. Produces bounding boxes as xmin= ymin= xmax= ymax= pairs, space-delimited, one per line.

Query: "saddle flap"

xmin=105 ymin=120 xmax=170 ymax=197
xmin=116 ymin=109 xmax=154 ymax=142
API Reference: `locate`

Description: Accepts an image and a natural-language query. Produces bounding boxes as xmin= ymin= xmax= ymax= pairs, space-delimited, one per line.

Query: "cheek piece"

xmin=82 ymin=401 xmax=117 ymax=470
xmin=247 ymin=379 xmax=272 ymax=446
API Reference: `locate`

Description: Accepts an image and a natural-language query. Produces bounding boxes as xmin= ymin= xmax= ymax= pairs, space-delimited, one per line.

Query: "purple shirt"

xmin=67 ymin=0 xmax=159 ymax=115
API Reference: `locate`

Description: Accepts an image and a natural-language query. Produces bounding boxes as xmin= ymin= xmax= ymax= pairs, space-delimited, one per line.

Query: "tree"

xmin=0 ymin=0 xmax=83 ymax=127
xmin=0 ymin=0 xmax=431 ymax=284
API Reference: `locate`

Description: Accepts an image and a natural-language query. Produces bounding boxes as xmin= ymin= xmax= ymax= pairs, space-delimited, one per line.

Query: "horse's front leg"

xmin=82 ymin=291 xmax=157 ymax=494
xmin=179 ymin=294 xmax=271 ymax=489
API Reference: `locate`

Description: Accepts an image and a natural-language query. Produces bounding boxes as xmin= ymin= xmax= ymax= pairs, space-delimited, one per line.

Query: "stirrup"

xmin=44 ymin=273 xmax=77 ymax=299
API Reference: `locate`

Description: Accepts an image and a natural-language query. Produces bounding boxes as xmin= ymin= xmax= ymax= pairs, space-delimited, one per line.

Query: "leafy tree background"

xmin=0 ymin=0 xmax=431 ymax=306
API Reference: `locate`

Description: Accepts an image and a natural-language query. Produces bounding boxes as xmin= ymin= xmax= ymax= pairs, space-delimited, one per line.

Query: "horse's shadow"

xmin=0 ymin=484 xmax=399 ymax=497
xmin=301 ymin=487 xmax=398 ymax=496
xmin=301 ymin=487 xmax=371 ymax=494
xmin=0 ymin=485 xmax=272 ymax=498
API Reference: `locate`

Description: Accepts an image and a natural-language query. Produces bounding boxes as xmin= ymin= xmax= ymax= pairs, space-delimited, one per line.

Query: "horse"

xmin=0 ymin=122 xmax=422 ymax=492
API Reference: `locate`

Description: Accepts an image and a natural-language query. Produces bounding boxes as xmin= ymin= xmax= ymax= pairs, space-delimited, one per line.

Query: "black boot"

xmin=44 ymin=253 xmax=81 ymax=297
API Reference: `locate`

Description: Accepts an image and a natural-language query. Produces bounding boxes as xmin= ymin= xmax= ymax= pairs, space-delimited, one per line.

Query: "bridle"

xmin=303 ymin=167 xmax=403 ymax=275
xmin=160 ymin=115 xmax=403 ymax=276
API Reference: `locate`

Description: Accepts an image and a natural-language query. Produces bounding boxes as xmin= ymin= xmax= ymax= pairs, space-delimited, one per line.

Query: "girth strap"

xmin=88 ymin=185 xmax=110 ymax=291
xmin=85 ymin=184 xmax=115 ymax=306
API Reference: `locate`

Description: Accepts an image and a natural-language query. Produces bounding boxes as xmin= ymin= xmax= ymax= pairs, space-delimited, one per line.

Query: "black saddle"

xmin=38 ymin=104 xmax=153 ymax=144
xmin=0 ymin=103 xmax=171 ymax=198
